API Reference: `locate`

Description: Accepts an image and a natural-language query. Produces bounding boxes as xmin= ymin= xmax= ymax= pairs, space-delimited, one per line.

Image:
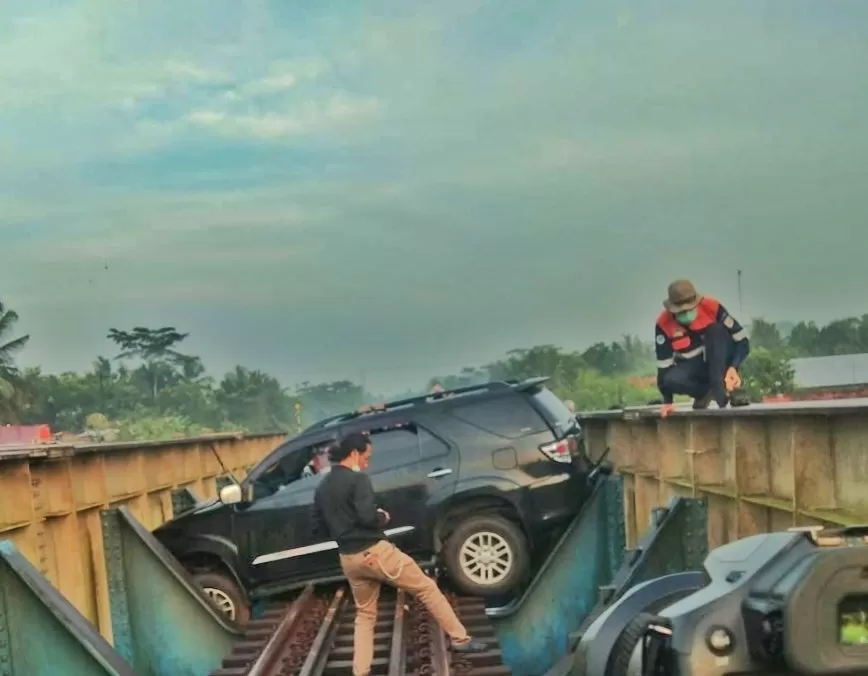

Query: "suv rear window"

xmin=449 ymin=395 xmax=548 ymax=439
xmin=526 ymin=386 xmax=576 ymax=438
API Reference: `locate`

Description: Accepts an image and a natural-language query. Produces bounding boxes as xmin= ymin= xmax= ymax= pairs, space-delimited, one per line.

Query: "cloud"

xmin=0 ymin=3 xmax=368 ymax=164
xmin=183 ymin=93 xmax=380 ymax=140
xmin=2 ymin=0 xmax=868 ymax=390
xmin=244 ymin=73 xmax=298 ymax=94
xmin=162 ymin=60 xmax=230 ymax=85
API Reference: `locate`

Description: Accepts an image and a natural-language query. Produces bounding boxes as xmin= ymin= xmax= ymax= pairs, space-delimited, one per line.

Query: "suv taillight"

xmin=539 ymin=436 xmax=576 ymax=464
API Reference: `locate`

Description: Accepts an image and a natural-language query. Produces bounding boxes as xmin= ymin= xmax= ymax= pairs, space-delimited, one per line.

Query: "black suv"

xmin=153 ymin=377 xmax=588 ymax=623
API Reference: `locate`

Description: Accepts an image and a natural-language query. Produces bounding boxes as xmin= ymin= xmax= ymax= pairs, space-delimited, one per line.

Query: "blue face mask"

xmin=675 ymin=309 xmax=697 ymax=325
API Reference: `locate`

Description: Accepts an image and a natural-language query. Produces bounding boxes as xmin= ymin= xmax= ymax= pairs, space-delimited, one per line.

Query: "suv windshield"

xmin=528 ymin=386 xmax=577 ymax=438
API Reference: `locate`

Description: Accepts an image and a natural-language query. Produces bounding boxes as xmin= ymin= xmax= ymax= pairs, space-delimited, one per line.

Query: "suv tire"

xmin=193 ymin=571 xmax=250 ymax=625
xmin=443 ymin=513 xmax=529 ymax=597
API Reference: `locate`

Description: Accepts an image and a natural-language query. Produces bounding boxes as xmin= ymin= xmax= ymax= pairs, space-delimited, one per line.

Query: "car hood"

xmin=155 ymin=496 xmax=225 ymax=531
xmin=183 ymin=495 xmax=227 ymax=516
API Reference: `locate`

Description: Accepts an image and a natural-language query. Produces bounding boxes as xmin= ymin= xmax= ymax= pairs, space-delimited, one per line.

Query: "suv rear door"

xmin=445 ymin=386 xmax=585 ymax=528
xmin=521 ymin=383 xmax=586 ymax=468
xmin=345 ymin=420 xmax=459 ymax=557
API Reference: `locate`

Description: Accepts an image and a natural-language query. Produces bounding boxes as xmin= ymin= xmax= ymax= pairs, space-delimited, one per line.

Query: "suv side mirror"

xmin=219 ymin=483 xmax=243 ymax=505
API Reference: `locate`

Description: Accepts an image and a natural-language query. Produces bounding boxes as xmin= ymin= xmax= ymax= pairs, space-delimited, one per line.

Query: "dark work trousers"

xmin=659 ymin=323 xmax=734 ymax=407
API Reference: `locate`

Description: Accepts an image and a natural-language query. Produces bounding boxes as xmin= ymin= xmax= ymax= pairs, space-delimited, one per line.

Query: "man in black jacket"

xmin=313 ymin=432 xmax=486 ymax=676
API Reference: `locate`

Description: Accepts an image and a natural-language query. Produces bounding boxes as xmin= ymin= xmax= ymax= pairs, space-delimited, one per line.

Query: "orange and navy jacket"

xmin=654 ymin=296 xmax=749 ymax=371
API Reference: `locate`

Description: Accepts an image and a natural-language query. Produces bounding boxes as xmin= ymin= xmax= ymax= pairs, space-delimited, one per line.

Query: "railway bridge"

xmin=0 ymin=399 xmax=866 ymax=675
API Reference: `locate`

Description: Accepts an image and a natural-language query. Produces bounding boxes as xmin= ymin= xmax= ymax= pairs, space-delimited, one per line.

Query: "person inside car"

xmin=301 ymin=443 xmax=330 ymax=479
xmin=312 ymin=433 xmax=487 ymax=676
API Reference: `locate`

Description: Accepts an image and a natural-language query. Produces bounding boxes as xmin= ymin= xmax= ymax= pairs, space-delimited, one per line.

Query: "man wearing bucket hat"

xmin=655 ymin=279 xmax=750 ymax=415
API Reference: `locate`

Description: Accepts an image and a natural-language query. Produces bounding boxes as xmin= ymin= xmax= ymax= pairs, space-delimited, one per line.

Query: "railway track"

xmin=209 ymin=582 xmax=510 ymax=676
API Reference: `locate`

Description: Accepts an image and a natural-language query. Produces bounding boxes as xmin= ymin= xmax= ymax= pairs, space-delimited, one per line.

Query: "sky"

xmin=2 ymin=0 xmax=867 ymax=393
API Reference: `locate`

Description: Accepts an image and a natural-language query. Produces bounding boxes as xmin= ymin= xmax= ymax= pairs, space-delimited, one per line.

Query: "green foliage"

xmin=107 ymin=326 xmax=193 ymax=401
xmin=558 ymin=370 xmax=658 ymax=411
xmin=116 ymin=414 xmax=202 ymax=442
xmin=0 ymin=301 xmax=30 ymax=423
xmin=2 ymin=296 xmax=868 ymax=439
xmin=294 ymin=380 xmax=366 ymax=424
xmin=749 ymin=319 xmax=785 ymax=351
xmin=786 ymin=316 xmax=868 ymax=356
xmin=739 ymin=348 xmax=796 ymax=400
xmin=216 ymin=366 xmax=294 ymax=432
xmin=85 ymin=412 xmax=110 ymax=431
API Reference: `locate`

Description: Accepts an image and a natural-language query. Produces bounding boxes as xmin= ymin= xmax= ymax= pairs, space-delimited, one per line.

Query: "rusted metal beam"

xmin=578 ymin=399 xmax=868 ymax=550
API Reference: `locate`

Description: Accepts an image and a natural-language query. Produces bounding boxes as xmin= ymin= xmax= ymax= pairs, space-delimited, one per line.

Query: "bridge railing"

xmin=579 ymin=399 xmax=868 ymax=550
xmin=0 ymin=432 xmax=285 ymax=641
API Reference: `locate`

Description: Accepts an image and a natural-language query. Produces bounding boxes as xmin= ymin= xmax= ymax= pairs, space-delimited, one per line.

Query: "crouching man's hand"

xmin=724 ymin=367 xmax=741 ymax=392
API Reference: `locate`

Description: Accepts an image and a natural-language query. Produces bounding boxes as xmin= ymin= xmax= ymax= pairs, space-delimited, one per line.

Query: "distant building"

xmin=782 ymin=354 xmax=868 ymax=401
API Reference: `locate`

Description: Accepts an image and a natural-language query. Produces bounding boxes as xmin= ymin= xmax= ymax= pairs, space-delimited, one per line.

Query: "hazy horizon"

xmin=3 ymin=0 xmax=867 ymax=393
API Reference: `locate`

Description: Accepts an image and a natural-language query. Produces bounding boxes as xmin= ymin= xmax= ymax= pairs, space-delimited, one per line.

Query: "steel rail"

xmin=297 ymin=586 xmax=348 ymax=676
xmin=386 ymin=590 xmax=407 ymax=676
xmin=429 ymin=620 xmax=451 ymax=676
xmin=246 ymin=585 xmax=316 ymax=676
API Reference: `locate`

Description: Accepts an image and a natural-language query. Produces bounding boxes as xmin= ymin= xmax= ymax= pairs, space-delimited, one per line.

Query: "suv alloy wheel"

xmin=443 ymin=513 xmax=530 ymax=597
xmin=192 ymin=571 xmax=251 ymax=625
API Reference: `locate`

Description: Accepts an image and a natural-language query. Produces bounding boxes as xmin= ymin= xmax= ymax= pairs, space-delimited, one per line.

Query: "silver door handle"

xmin=427 ymin=468 xmax=452 ymax=478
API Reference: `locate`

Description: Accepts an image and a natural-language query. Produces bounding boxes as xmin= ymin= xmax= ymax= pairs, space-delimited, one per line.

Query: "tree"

xmin=561 ymin=369 xmax=657 ymax=412
xmin=175 ymin=355 xmax=209 ymax=384
xmin=486 ymin=345 xmax=586 ymax=387
xmin=749 ymin=319 xmax=784 ymax=351
xmin=294 ymin=380 xmax=366 ymax=424
xmin=788 ymin=321 xmax=821 ymax=356
xmin=0 ymin=301 xmax=30 ymax=422
xmin=617 ymin=334 xmax=655 ymax=374
xmin=217 ymin=366 xmax=293 ymax=432
xmin=817 ymin=317 xmax=868 ymax=355
xmin=13 ymin=308 xmax=868 ymax=441
xmin=107 ymin=327 xmax=190 ymax=400
xmin=577 ymin=336 xmax=653 ymax=377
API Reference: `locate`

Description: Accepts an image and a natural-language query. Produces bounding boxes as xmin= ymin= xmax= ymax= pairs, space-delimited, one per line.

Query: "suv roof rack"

xmin=508 ymin=376 xmax=550 ymax=391
xmin=303 ymin=377 xmax=550 ymax=432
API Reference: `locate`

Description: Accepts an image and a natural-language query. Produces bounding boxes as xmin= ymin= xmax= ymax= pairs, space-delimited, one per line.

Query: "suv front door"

xmin=238 ymin=435 xmax=339 ymax=591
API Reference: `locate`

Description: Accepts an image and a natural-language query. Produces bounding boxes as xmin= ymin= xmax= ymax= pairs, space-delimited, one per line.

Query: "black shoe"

xmin=451 ymin=638 xmax=488 ymax=653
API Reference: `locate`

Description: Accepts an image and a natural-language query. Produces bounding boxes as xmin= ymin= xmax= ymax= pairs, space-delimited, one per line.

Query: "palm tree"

xmin=0 ymin=301 xmax=31 ymax=422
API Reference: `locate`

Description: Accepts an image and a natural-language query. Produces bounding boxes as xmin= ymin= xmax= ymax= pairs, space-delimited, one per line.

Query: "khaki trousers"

xmin=339 ymin=540 xmax=469 ymax=676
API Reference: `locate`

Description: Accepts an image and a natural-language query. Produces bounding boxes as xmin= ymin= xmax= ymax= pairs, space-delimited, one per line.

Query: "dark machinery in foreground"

xmin=573 ymin=525 xmax=868 ymax=676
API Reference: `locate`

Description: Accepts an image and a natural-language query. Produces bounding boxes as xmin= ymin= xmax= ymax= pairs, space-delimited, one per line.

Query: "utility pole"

xmin=737 ymin=269 xmax=743 ymax=316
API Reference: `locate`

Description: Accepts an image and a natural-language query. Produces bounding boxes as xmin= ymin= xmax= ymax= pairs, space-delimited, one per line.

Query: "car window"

xmin=527 ymin=386 xmax=577 ymax=437
xmin=246 ymin=443 xmax=288 ymax=482
xmin=449 ymin=396 xmax=547 ymax=438
xmin=366 ymin=427 xmax=421 ymax=473
xmin=419 ymin=427 xmax=450 ymax=460
xmin=249 ymin=440 xmax=333 ymax=500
